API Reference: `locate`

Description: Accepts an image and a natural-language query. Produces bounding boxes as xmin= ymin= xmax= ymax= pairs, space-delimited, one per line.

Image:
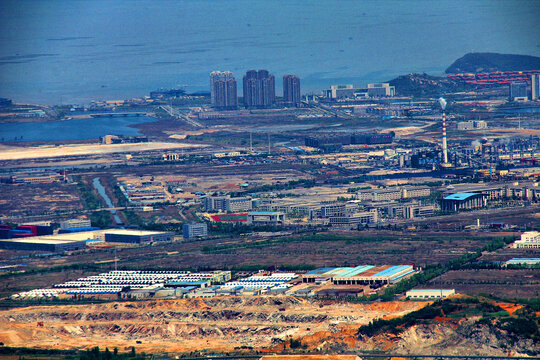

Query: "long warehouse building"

xmin=303 ymin=265 xmax=415 ymax=285
xmin=0 ymin=229 xmax=175 ymax=251
xmin=103 ymin=229 xmax=175 ymax=244
xmin=0 ymin=232 xmax=98 ymax=252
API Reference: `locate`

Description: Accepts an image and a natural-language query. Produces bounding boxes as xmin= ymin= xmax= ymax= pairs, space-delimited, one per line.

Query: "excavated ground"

xmin=0 ymin=296 xmax=426 ymax=353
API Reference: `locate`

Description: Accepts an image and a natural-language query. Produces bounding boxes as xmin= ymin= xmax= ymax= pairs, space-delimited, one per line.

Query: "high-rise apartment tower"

xmin=532 ymin=74 xmax=540 ymax=101
xmin=210 ymin=71 xmax=238 ymax=110
xmin=243 ymin=69 xmax=275 ymax=108
xmin=283 ymin=74 xmax=301 ymax=107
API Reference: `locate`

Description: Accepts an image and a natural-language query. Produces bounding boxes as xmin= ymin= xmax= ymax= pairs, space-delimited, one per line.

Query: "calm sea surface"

xmin=0 ymin=0 xmax=539 ymax=105
xmin=0 ymin=116 xmax=155 ymax=142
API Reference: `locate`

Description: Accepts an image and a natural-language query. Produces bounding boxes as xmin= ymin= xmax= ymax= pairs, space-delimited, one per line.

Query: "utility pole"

xmin=267 ymin=133 xmax=271 ymax=154
xmin=250 ymin=131 xmax=253 ymax=152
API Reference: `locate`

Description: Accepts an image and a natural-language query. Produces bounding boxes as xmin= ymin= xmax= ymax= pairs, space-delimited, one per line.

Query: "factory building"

xmin=103 ymin=229 xmax=174 ymax=244
xmin=512 ymin=231 xmax=540 ymax=249
xmin=0 ymin=232 xmax=98 ymax=252
xmin=504 ymin=258 xmax=540 ymax=266
xmin=15 ymin=270 xmax=233 ymax=300
xmin=182 ymin=222 xmax=208 ymax=240
xmin=305 ymin=132 xmax=394 ymax=151
xmin=303 ymin=265 xmax=415 ymax=285
xmin=58 ymin=226 xmax=101 ymax=234
xmin=440 ymin=192 xmax=487 ymax=212
xmin=15 ymin=224 xmax=53 ymax=236
xmin=457 ymin=120 xmax=488 ymax=130
xmin=406 ymin=289 xmax=455 ymax=300
xmin=246 ymin=211 xmax=286 ymax=226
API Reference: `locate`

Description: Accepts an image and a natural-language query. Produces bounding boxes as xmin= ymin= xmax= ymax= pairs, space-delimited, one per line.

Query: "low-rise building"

xmin=320 ymin=203 xmax=346 ymax=218
xmin=303 ymin=265 xmax=415 ymax=286
xmin=103 ymin=229 xmax=174 ymax=244
xmin=406 ymin=289 xmax=455 ymax=300
xmin=513 ymin=231 xmax=540 ymax=249
xmin=367 ymin=83 xmax=395 ymax=97
xmin=203 ymin=195 xmax=252 ymax=212
xmin=329 ymin=210 xmax=378 ymax=228
xmin=457 ymin=120 xmax=488 ymax=130
xmin=182 ymin=222 xmax=208 ymax=240
xmin=60 ymin=218 xmax=91 ymax=229
xmin=357 ymin=186 xmax=430 ymax=202
xmin=0 ymin=231 xmax=98 ymax=252
xmin=504 ymin=258 xmax=540 ymax=266
xmin=246 ymin=211 xmax=286 ymax=226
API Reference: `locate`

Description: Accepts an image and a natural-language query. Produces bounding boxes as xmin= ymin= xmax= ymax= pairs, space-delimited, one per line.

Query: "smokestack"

xmin=439 ymin=97 xmax=448 ymax=165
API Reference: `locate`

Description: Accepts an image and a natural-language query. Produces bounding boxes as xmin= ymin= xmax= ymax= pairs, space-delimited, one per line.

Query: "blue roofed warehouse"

xmin=440 ymin=192 xmax=486 ymax=212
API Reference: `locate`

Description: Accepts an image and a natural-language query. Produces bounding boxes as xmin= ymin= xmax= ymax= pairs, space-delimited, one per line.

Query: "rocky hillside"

xmin=446 ymin=52 xmax=540 ymax=74
xmin=0 ymin=296 xmax=537 ymax=356
xmin=388 ymin=73 xmax=472 ymax=97
xmin=0 ymin=296 xmax=423 ymax=354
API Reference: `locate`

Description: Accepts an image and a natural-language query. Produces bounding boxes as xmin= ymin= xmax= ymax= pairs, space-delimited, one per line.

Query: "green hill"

xmin=388 ymin=73 xmax=474 ymax=97
xmin=446 ymin=52 xmax=540 ymax=74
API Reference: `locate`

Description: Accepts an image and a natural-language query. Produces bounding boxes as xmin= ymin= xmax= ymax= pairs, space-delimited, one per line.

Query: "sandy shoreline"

xmin=0 ymin=142 xmax=206 ymax=161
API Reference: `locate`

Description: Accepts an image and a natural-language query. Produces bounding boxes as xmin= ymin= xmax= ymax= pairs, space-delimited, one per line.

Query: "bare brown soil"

xmin=0 ymin=297 xmax=426 ymax=353
xmin=0 ymin=183 xmax=83 ymax=216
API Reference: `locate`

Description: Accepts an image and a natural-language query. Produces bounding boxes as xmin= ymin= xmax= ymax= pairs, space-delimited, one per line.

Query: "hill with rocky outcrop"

xmin=446 ymin=52 xmax=540 ymax=74
xmin=388 ymin=73 xmax=472 ymax=97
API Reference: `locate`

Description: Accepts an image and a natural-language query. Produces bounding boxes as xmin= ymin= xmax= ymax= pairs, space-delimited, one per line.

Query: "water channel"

xmin=92 ymin=177 xmax=123 ymax=225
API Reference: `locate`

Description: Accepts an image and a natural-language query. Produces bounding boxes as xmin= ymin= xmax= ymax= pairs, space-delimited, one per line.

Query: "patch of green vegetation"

xmin=358 ymin=302 xmax=444 ymax=337
xmin=0 ymin=345 xmax=147 ymax=360
xmin=358 ymin=297 xmax=510 ymax=338
xmin=75 ymin=177 xmax=103 ymax=210
xmin=90 ymin=210 xmax=112 ymax=228
xmin=122 ymin=209 xmax=145 ymax=227
xmin=498 ymin=316 xmax=540 ymax=341
xmin=109 ymin=179 xmax=129 ymax=207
